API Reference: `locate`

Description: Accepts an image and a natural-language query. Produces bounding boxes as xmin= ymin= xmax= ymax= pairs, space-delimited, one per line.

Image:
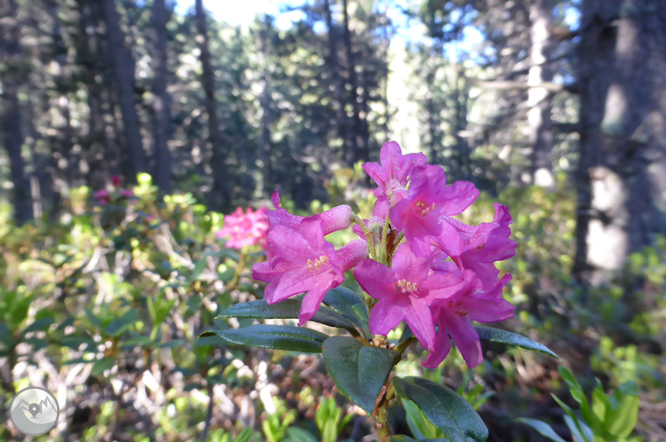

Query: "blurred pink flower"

xmin=94 ymin=189 xmax=111 ymax=205
xmin=120 ymin=188 xmax=134 ymax=198
xmin=252 ymin=218 xmax=367 ymax=325
xmin=111 ymin=175 xmax=121 ymax=187
xmin=216 ymin=206 xmax=269 ymax=250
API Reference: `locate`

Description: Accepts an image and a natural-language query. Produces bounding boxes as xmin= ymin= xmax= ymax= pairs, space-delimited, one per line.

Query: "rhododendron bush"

xmin=204 ymin=142 xmax=558 ymax=441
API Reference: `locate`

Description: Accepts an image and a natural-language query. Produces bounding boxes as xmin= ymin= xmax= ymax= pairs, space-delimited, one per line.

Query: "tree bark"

xmin=195 ymin=0 xmax=229 ymax=210
xmin=323 ymin=0 xmax=349 ymax=154
xmin=0 ymin=0 xmax=33 ymax=224
xmin=151 ymin=0 xmax=173 ymax=190
xmin=100 ymin=0 xmax=148 ymax=180
xmin=258 ymin=24 xmax=272 ymax=196
xmin=528 ymin=0 xmax=555 ymax=187
xmin=574 ymin=0 xmax=666 ymax=284
xmin=342 ymin=0 xmax=369 ymax=165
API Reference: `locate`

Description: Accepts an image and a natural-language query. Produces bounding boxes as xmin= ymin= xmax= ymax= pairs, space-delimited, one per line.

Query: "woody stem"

xmin=376 ymin=380 xmax=395 ymax=441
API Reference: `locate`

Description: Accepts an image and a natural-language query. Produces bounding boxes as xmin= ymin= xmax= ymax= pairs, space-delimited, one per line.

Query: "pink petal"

xmin=353 ymin=259 xmax=396 ymax=301
xmin=390 ymin=243 xmax=430 ymax=283
xmin=403 ymin=297 xmax=436 ymax=350
xmin=268 ymin=266 xmax=343 ymax=304
xmin=433 ymin=220 xmax=464 ymax=257
xmin=459 ymin=258 xmax=500 ymax=290
xmin=438 ymin=181 xmax=479 ymax=216
xmin=298 ymin=282 xmax=337 ymax=325
xmin=464 ymin=297 xmax=515 ymax=323
xmin=368 ymin=298 xmax=406 ymax=336
xmin=266 ymin=225 xmax=314 ymax=265
xmin=443 ymin=309 xmax=483 ymax=368
xmin=334 ymin=239 xmax=368 ymax=271
xmin=423 ymin=329 xmax=452 ymax=368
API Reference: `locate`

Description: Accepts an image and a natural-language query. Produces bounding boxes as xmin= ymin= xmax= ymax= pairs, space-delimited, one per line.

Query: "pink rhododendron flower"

xmin=435 ymin=203 xmax=516 ymax=289
xmin=217 ymin=207 xmax=269 ymax=250
xmin=252 ymin=218 xmax=367 ymax=325
xmin=362 ymin=141 xmax=427 ymax=219
xmin=389 ymin=165 xmax=478 ymax=256
xmin=111 ymin=175 xmax=121 ymax=187
xmin=354 ymin=244 xmax=462 ymax=351
xmin=267 ymin=190 xmax=352 ymax=235
xmin=424 ymin=272 xmax=514 ymax=368
xmin=248 ymin=140 xmax=516 ymax=369
xmin=94 ymin=189 xmax=111 ymax=205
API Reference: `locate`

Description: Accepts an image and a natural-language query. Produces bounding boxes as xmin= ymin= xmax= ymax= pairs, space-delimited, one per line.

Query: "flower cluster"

xmin=251 ymin=141 xmax=515 ymax=368
xmin=94 ymin=175 xmax=135 ymax=206
xmin=216 ymin=207 xmax=269 ymax=251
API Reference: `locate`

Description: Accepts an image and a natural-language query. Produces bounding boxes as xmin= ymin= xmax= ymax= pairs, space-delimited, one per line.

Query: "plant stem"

xmin=379 ymin=213 xmax=390 ymax=264
xmin=227 ymin=250 xmax=246 ymax=291
xmin=201 ymin=374 xmax=214 ymax=442
xmin=376 ymin=381 xmax=395 ymax=441
xmin=351 ymin=213 xmax=376 ymax=260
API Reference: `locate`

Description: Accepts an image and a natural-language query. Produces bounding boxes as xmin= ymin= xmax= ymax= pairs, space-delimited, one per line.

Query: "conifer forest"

xmin=0 ymin=0 xmax=665 ymax=441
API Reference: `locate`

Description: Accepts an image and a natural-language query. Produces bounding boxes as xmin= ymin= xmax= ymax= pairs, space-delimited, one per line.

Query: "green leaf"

xmin=91 ymin=357 xmax=116 ymax=376
xmin=107 ymin=309 xmax=139 ymax=336
xmin=591 ymin=379 xmax=609 ymax=424
xmin=403 ymin=398 xmax=440 ymax=439
xmin=23 ymin=337 xmax=49 ymax=351
xmin=322 ymin=420 xmax=337 ymax=442
xmin=285 ymin=427 xmax=318 ymax=442
xmin=191 ymin=258 xmax=208 ymax=281
xmin=473 ymin=325 xmax=558 ymax=359
xmin=85 ymin=310 xmax=104 ymax=329
xmin=322 ymin=336 xmax=397 ymax=414
xmin=605 ymin=381 xmax=639 ymax=439
xmin=558 ymin=367 xmax=595 ymax=427
xmin=322 ymin=287 xmax=371 ymax=337
xmin=59 ymin=335 xmax=98 ymax=351
xmin=201 ymin=325 xmax=328 ymax=353
xmin=516 ymin=418 xmax=567 ymax=442
xmin=217 ymin=299 xmax=357 ymax=333
xmin=121 ymin=336 xmax=154 ymax=348
xmin=393 ymin=377 xmax=488 ymax=442
xmin=157 ymin=339 xmax=186 ymax=349
xmin=390 ymin=437 xmax=449 ymax=442
xmin=399 ymin=324 xmax=414 ymax=345
xmin=552 ymin=394 xmax=589 ymax=442
xmin=563 ymin=415 xmax=593 ymax=442
xmin=0 ymin=323 xmax=10 ymax=340
xmin=231 ymin=427 xmax=253 ymax=442
xmin=22 ymin=317 xmax=55 ymax=334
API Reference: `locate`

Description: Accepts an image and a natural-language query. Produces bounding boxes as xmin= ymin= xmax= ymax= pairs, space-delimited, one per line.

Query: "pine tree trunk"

xmin=195 ymin=0 xmax=229 ymax=210
xmin=100 ymin=0 xmax=148 ymax=180
xmin=528 ymin=0 xmax=555 ymax=187
xmin=574 ymin=0 xmax=666 ymax=284
xmin=342 ymin=0 xmax=369 ymax=165
xmin=0 ymin=0 xmax=33 ymax=224
xmin=324 ymin=0 xmax=348 ymax=155
xmin=151 ymin=0 xmax=173 ymax=191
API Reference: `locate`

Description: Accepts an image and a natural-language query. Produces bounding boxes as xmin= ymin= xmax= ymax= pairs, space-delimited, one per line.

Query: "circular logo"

xmin=8 ymin=386 xmax=60 ymax=436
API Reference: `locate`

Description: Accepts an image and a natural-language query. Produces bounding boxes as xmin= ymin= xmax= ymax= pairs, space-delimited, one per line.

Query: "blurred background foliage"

xmin=0 ymin=0 xmax=665 ymax=440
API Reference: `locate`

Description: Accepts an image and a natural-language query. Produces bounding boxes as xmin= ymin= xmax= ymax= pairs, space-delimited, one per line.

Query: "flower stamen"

xmin=396 ymin=279 xmax=418 ymax=293
xmin=307 ymin=255 xmax=329 ymax=272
